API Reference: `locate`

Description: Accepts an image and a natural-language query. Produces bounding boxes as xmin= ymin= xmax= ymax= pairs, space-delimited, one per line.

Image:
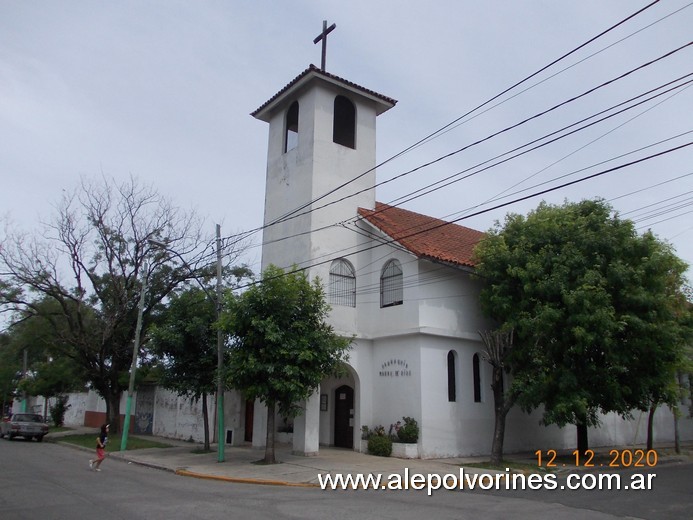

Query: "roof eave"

xmin=422 ymin=255 xmax=477 ymax=273
xmin=251 ymin=66 xmax=397 ymax=122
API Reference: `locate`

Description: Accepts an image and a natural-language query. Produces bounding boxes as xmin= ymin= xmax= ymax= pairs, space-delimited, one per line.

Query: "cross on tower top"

xmin=313 ymin=20 xmax=336 ymax=72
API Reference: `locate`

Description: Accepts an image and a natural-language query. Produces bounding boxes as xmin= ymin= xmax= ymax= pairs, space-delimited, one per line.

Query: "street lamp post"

xmin=120 ymin=258 xmax=148 ymax=451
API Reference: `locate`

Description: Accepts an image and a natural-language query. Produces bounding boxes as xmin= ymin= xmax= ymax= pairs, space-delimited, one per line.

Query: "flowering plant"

xmin=361 ymin=424 xmax=386 ymax=440
xmin=392 ymin=416 xmax=418 ymax=443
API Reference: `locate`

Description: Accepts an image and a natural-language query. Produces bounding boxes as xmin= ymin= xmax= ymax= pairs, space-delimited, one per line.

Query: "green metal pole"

xmin=121 ymin=259 xmax=148 ymax=451
xmin=216 ymin=224 xmax=225 ymax=462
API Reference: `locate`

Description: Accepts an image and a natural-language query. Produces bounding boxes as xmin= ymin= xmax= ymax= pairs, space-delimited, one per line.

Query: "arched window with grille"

xmin=380 ymin=259 xmax=403 ymax=308
xmin=447 ymin=350 xmax=457 ymax=402
xmin=285 ymin=101 xmax=299 ymax=152
xmin=333 ymin=95 xmax=356 ymax=149
xmin=329 ymin=259 xmax=356 ymax=307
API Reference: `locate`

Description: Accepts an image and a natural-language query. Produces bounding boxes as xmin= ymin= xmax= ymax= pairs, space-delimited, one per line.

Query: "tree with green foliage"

xmin=640 ymin=288 xmax=692 ymax=450
xmin=219 ymin=265 xmax=351 ymax=464
xmin=19 ymin=357 xmax=84 ymax=401
xmin=474 ymin=199 xmax=691 ymax=454
xmin=0 ymin=176 xmax=227 ymax=432
xmin=7 ymin=299 xmax=86 ymax=394
xmin=149 ymin=263 xmax=252 ymax=450
xmin=150 ymin=287 xmax=218 ymax=451
xmin=49 ymin=395 xmax=71 ymax=427
xmin=1 ymin=299 xmax=85 ymax=417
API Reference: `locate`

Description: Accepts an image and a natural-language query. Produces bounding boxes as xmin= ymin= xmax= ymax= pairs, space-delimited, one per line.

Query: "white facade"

xmin=251 ymin=65 xmax=693 ymax=458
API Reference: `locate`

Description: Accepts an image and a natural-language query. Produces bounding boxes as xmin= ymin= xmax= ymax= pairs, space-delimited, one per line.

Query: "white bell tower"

xmin=252 ymin=64 xmax=396 ymax=279
xmin=250 ymin=32 xmax=396 ymax=456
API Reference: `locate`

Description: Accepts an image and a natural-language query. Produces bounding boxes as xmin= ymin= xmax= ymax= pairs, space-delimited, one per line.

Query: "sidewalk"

xmin=50 ymin=428 xmax=691 ymax=487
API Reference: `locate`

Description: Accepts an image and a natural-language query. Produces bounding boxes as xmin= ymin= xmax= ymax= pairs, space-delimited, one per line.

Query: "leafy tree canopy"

xmin=221 ymin=265 xmax=351 ymax=418
xmin=2 ymin=298 xmax=86 ymax=399
xmin=150 ymin=287 xmax=218 ymax=399
xmin=474 ymin=199 xmax=691 ymax=432
xmin=149 ymin=286 xmax=219 ymax=450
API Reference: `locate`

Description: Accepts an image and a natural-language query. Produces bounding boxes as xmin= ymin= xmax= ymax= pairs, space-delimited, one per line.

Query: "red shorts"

xmin=95 ymin=447 xmax=106 ymax=461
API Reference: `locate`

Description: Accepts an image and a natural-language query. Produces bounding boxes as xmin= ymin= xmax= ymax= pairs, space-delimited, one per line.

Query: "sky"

xmin=1 ymin=0 xmax=692 ymax=278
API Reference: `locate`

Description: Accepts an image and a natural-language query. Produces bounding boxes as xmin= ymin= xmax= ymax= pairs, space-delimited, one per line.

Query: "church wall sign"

xmin=379 ymin=358 xmax=412 ymax=377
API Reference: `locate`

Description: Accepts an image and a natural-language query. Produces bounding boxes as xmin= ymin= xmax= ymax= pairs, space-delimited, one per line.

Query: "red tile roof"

xmin=358 ymin=202 xmax=485 ymax=268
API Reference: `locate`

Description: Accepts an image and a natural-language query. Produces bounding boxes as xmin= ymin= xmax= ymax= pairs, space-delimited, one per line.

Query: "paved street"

xmin=469 ymin=461 xmax=692 ymax=519
xmin=1 ymin=439 xmax=690 ymax=520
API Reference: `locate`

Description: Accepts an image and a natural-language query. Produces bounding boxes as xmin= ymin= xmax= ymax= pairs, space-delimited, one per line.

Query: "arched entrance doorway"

xmin=334 ymin=385 xmax=354 ymax=448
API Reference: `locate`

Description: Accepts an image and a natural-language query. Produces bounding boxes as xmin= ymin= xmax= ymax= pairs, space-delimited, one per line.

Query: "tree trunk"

xmin=490 ymin=367 xmax=511 ymax=466
xmin=202 ymin=391 xmax=210 ymax=451
xmin=673 ymin=405 xmax=680 ymax=455
xmin=478 ymin=328 xmax=515 ymax=466
xmin=106 ymin=390 xmax=122 ymax=434
xmin=264 ymin=401 xmax=277 ymax=464
xmin=576 ymin=420 xmax=589 ymax=456
xmin=647 ymin=402 xmax=657 ymax=451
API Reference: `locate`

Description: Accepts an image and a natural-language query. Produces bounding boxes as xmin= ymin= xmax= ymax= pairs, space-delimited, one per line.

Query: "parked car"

xmin=0 ymin=413 xmax=50 ymax=442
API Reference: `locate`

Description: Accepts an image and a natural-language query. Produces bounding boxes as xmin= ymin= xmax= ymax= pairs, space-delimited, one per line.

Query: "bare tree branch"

xmin=0 ymin=175 xmax=240 ymax=432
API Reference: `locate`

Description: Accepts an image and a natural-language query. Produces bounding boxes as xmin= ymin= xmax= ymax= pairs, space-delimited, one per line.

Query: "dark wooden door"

xmin=244 ymin=399 xmax=254 ymax=442
xmin=334 ymin=385 xmax=354 ymax=448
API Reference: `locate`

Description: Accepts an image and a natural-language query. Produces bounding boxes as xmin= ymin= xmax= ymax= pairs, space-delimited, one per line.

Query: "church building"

xmin=19 ymin=47 xmax=692 ymax=459
xmin=246 ymin=50 xmax=690 ymax=458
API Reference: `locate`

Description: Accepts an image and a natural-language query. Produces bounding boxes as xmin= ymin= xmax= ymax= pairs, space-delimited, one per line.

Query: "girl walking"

xmin=89 ymin=424 xmax=109 ymax=471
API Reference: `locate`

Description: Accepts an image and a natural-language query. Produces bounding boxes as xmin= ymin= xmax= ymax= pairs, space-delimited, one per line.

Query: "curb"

xmin=49 ymin=439 xmax=93 ymax=454
xmin=175 ymin=469 xmax=319 ymax=487
xmin=52 ymin=437 xmax=316 ymax=486
xmin=111 ymin=454 xmax=178 ymax=474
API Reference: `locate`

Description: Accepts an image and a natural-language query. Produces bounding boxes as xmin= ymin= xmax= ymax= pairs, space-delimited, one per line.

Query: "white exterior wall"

xmin=151 ymin=388 xmax=245 ymax=445
xmin=355 ymin=243 xmax=419 ymax=338
xmin=419 ymin=337 xmax=494 ymax=458
xmin=503 ymin=404 xmax=693 ymax=454
xmin=63 ymin=393 xmax=89 ymax=425
xmin=416 ymin=261 xmax=495 ymax=336
xmin=344 ymin=339 xmax=374 ymax=448
xmin=152 ymin=388 xmax=213 ymax=442
xmin=43 ymin=384 xmax=693 ymax=455
xmin=254 ymin=68 xmax=693 ymax=459
xmin=308 ymin=84 xmax=377 ymax=283
xmin=260 ymin=79 xmax=378 ymax=278
xmin=261 ymin=87 xmax=315 ymax=271
xmin=36 ymin=390 xmax=128 ymax=427
xmin=343 ymin=248 xmax=693 ymax=457
xmin=369 ymin=336 xmax=422 ymax=435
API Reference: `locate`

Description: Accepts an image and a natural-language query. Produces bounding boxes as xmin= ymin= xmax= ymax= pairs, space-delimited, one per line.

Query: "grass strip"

xmin=57 ymin=433 xmax=172 ymax=450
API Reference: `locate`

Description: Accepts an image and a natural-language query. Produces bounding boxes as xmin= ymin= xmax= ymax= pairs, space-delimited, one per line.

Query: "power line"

xmin=214 ymin=1 xmax=665 ymax=248
xmin=192 ymin=4 xmax=691 ymax=278
xmin=227 ymin=77 xmax=692 ymax=265
xmin=234 ymin=140 xmax=692 ymax=289
xmin=260 ymin=46 xmax=692 ymax=238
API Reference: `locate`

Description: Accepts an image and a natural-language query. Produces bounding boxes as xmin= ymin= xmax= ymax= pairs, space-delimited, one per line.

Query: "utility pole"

xmin=216 ymin=223 xmax=225 ymax=462
xmin=21 ymin=349 xmax=28 ymax=412
xmin=145 ymin=234 xmax=224 ymax=459
xmin=121 ymin=258 xmax=148 ymax=451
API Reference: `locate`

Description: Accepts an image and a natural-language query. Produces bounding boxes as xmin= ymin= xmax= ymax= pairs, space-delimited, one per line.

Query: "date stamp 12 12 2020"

xmin=535 ymin=449 xmax=658 ymax=468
